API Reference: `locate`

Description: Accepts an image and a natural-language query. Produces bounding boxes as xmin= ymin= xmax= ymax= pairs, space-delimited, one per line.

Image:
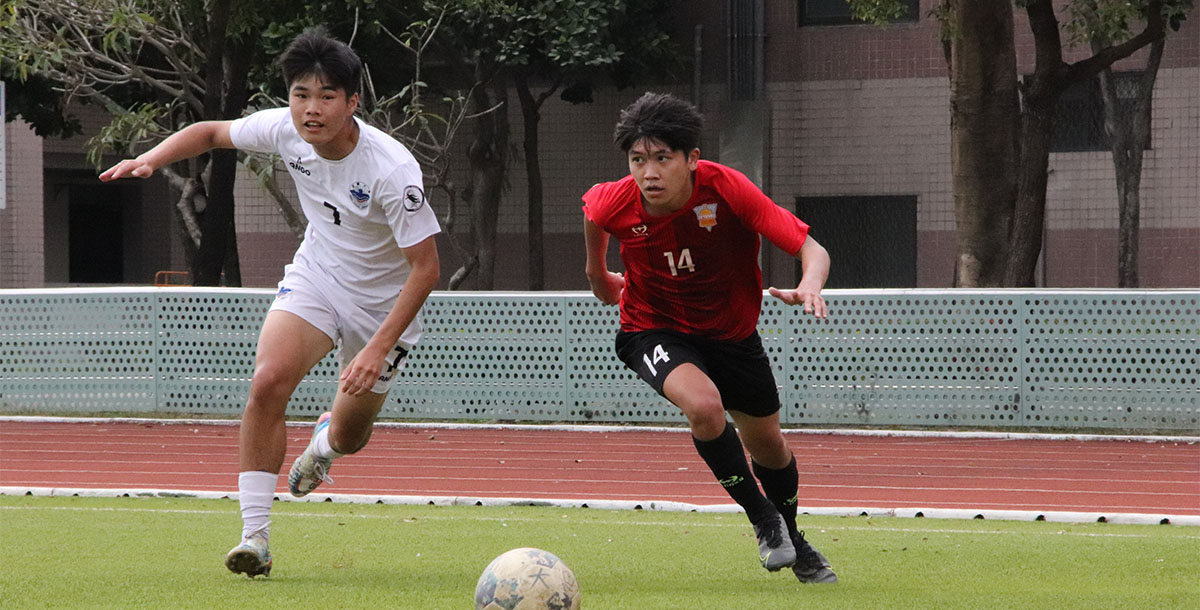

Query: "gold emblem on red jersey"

xmin=632 ymin=224 xmax=648 ymax=236
xmin=693 ymin=203 xmax=718 ymax=232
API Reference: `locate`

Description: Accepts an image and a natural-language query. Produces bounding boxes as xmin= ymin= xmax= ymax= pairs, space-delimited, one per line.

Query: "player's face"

xmin=288 ymin=75 xmax=359 ymax=158
xmin=628 ymin=138 xmax=699 ymax=213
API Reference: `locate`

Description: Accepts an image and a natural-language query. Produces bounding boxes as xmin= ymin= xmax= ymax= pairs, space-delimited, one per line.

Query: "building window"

xmin=1050 ymin=72 xmax=1146 ymax=153
xmin=798 ymin=0 xmax=920 ymax=26
xmin=795 ymin=195 xmax=917 ymax=288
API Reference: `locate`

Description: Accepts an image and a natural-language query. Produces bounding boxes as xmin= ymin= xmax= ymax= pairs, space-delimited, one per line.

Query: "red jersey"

xmin=582 ymin=160 xmax=809 ymax=341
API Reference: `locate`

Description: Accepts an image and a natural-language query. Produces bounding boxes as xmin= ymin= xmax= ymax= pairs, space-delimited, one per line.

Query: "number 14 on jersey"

xmin=663 ymin=248 xmax=695 ymax=276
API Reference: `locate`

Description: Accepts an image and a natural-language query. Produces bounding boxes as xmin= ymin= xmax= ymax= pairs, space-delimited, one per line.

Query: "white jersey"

xmin=230 ymin=107 xmax=440 ymax=311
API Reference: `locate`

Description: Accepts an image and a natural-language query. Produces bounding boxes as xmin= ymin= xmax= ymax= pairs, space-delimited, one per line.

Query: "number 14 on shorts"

xmin=643 ymin=344 xmax=671 ymax=377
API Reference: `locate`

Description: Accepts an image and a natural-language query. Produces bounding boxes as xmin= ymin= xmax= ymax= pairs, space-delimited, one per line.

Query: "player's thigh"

xmin=661 ymin=363 xmax=723 ymax=417
xmin=253 ymin=309 xmax=335 ymax=389
xmin=707 ymin=333 xmax=781 ymax=417
xmin=335 ymin=303 xmax=413 ymax=395
xmin=615 ymin=330 xmax=706 ymax=396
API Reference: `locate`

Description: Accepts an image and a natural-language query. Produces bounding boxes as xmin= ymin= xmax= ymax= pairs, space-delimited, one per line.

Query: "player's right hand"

xmin=99 ymin=158 xmax=155 ymax=181
xmin=588 ymin=271 xmax=624 ymax=305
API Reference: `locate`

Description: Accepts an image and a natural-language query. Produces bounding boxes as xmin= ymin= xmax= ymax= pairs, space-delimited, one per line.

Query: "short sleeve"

xmin=712 ymin=165 xmax=809 ymax=256
xmin=581 ymin=181 xmax=620 ymax=231
xmin=228 ymin=108 xmax=290 ymax=155
xmin=377 ymin=162 xmax=441 ymax=248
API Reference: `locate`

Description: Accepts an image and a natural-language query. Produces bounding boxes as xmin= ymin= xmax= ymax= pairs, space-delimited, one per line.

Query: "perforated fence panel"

xmin=0 ymin=289 xmax=156 ymax=412
xmin=154 ymin=290 xmax=341 ymax=417
xmin=0 ymin=288 xmax=1196 ymax=432
xmin=1021 ymin=293 xmax=1199 ymax=430
xmin=781 ymin=292 xmax=1023 ymax=427
xmin=390 ymin=293 xmax=570 ymax=421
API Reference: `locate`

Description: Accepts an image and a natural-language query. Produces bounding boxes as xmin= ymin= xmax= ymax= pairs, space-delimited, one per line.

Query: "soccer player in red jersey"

xmin=582 ymin=92 xmax=836 ymax=584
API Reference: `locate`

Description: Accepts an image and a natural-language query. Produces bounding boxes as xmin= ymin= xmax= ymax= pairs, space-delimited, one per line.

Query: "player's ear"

xmin=686 ymin=148 xmax=700 ymax=169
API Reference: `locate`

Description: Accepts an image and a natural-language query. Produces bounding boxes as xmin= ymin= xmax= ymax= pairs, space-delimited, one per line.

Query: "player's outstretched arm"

xmin=768 ymin=235 xmax=830 ymax=318
xmin=99 ymin=121 xmax=236 ymax=181
xmin=583 ymin=219 xmax=624 ymax=305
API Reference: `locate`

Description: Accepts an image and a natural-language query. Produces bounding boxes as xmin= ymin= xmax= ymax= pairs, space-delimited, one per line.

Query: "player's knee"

xmin=246 ymin=364 xmax=299 ymax=408
xmin=682 ymin=396 xmax=726 ymax=439
xmin=746 ymin=435 xmax=790 ymax=467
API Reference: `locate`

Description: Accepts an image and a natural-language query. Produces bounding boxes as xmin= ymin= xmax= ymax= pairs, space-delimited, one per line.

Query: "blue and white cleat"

xmin=225 ymin=527 xmax=272 ymax=578
xmin=288 ymin=412 xmax=334 ymax=497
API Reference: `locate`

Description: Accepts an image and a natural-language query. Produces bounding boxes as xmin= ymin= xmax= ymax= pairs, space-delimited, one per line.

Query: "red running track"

xmin=1 ymin=419 xmax=1197 ymax=523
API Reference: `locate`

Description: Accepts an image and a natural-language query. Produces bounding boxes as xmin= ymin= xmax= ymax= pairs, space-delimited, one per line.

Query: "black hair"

xmin=613 ymin=92 xmax=703 ymax=154
xmin=280 ymin=27 xmax=362 ymax=97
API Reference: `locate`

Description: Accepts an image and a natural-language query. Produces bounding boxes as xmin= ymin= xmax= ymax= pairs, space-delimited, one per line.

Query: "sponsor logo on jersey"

xmin=632 ymin=224 xmax=648 ymax=236
xmin=275 ymin=286 xmax=292 ymax=299
xmin=349 ymin=181 xmax=371 ymax=208
xmin=402 ymin=185 xmax=426 ymax=211
xmin=693 ymin=203 xmax=718 ymax=231
xmin=288 ymin=157 xmax=311 ymax=176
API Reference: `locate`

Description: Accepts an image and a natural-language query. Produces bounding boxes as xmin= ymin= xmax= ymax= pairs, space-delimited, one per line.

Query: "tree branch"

xmin=1067 ymin=1 xmax=1165 ymax=84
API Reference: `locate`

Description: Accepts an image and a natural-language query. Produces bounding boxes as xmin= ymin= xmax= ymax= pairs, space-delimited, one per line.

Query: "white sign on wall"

xmin=1 ymin=80 xmax=7 ymax=210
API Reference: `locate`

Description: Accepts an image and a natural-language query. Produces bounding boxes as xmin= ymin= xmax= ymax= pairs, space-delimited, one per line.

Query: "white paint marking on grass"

xmin=3 ymin=504 xmax=1198 ymax=541
xmin=4 ymin=486 xmax=1199 ymax=528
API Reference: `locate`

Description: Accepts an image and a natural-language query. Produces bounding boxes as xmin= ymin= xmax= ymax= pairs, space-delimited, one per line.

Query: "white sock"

xmin=311 ymin=426 xmax=345 ymax=460
xmin=238 ymin=471 xmax=277 ymax=541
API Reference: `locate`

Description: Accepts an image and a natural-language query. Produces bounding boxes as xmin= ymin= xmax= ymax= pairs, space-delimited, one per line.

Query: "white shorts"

xmin=268 ymin=260 xmax=421 ymax=394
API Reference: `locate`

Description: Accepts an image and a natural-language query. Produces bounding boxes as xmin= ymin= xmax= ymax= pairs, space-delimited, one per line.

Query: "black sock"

xmin=693 ymin=422 xmax=774 ymax=524
xmin=753 ymin=455 xmax=800 ymax=538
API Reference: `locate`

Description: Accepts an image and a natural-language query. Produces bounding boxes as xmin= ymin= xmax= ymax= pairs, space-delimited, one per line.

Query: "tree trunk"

xmin=217 ymin=36 xmax=251 ymax=287
xmin=515 ymin=73 xmax=545 ymax=291
xmin=1005 ymin=0 xmax=1070 ymax=287
xmin=193 ymin=149 xmax=238 ymax=286
xmin=464 ymin=77 xmax=509 ymax=290
xmin=223 ymin=213 xmax=242 ymax=287
xmin=191 ymin=0 xmax=234 ymax=286
xmin=1003 ymin=0 xmax=1168 ymax=287
xmin=949 ymin=0 xmax=1019 ymax=287
xmin=1098 ymin=38 xmax=1163 ymax=288
xmin=1005 ymin=76 xmax=1061 ymax=287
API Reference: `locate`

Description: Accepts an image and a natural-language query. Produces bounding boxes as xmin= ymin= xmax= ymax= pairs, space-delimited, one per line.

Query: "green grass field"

xmin=2 ymin=495 xmax=1197 ymax=609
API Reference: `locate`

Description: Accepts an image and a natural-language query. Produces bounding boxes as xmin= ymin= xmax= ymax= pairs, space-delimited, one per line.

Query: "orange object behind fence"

xmin=154 ymin=271 xmax=191 ymax=286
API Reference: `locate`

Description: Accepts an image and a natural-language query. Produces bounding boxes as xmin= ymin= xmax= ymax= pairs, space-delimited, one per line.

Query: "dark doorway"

xmin=795 ymin=195 xmax=917 ymax=288
xmin=68 ymin=184 xmax=124 ymax=283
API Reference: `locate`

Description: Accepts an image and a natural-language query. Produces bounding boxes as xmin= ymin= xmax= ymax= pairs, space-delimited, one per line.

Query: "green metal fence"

xmin=1 ymin=288 xmax=1196 ymax=431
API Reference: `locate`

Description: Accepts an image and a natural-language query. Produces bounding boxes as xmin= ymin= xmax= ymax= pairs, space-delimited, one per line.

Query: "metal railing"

xmin=1 ymin=287 xmax=1196 ymax=431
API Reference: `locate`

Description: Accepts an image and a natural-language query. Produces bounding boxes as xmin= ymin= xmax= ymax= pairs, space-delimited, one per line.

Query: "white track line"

xmin=3 ymin=415 xmax=1197 ymax=443
xmin=2 ymin=486 xmax=1197 ymax=527
xmin=4 ymin=503 xmax=1198 ymax=540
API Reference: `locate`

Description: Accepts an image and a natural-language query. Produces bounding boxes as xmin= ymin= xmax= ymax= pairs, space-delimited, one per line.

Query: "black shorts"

xmin=614 ymin=329 xmax=781 ymax=417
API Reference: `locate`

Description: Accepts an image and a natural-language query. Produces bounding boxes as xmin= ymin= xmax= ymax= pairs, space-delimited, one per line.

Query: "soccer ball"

xmin=474 ymin=547 xmax=580 ymax=610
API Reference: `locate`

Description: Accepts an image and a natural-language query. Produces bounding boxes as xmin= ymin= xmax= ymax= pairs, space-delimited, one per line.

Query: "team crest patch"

xmin=632 ymin=224 xmax=648 ymax=236
xmin=693 ymin=203 xmax=718 ymax=232
xmin=349 ymin=181 xmax=371 ymax=208
xmin=275 ymin=286 xmax=292 ymax=299
xmin=402 ymin=185 xmax=427 ymax=211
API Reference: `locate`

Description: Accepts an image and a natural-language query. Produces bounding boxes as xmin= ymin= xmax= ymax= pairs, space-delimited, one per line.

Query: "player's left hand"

xmin=768 ymin=286 xmax=828 ymax=319
xmin=339 ymin=346 xmax=386 ymax=396
xmin=99 ymin=157 xmax=156 ymax=181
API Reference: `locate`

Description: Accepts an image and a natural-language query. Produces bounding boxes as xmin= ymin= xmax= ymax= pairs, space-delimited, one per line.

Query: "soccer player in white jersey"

xmin=100 ymin=28 xmax=441 ymax=577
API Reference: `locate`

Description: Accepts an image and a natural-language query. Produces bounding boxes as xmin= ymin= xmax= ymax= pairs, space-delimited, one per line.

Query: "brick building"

xmin=3 ymin=1 xmax=1196 ymax=289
